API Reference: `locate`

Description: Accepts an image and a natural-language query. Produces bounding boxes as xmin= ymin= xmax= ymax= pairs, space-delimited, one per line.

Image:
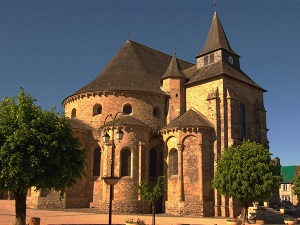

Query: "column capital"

xmin=177 ymin=143 xmax=184 ymax=151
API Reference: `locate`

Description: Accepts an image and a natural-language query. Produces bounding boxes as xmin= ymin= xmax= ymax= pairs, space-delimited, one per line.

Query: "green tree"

xmin=212 ymin=140 xmax=282 ymax=222
xmin=137 ymin=176 xmax=164 ymax=225
xmin=293 ymin=167 xmax=300 ymax=202
xmin=0 ymin=88 xmax=87 ymax=225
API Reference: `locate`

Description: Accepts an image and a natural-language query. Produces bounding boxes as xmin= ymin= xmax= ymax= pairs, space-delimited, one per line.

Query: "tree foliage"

xmin=212 ymin=140 xmax=282 ymax=221
xmin=0 ymin=88 xmax=87 ymax=225
xmin=137 ymin=176 xmax=164 ymax=225
xmin=293 ymin=167 xmax=300 ymax=201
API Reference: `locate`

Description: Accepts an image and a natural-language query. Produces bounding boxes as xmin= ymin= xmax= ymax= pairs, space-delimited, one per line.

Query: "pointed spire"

xmin=196 ymin=11 xmax=238 ymax=57
xmin=161 ymin=52 xmax=187 ymax=80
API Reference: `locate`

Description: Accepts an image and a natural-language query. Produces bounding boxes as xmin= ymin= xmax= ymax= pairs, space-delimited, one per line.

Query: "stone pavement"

xmin=0 ymin=200 xmax=226 ymax=225
xmin=1 ymin=200 xmax=298 ymax=225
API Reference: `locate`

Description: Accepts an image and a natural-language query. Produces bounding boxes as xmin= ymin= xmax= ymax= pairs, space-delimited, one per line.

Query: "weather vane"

xmin=214 ymin=0 xmax=217 ymax=12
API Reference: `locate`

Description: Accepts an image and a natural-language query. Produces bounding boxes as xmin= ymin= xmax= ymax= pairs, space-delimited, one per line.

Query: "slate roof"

xmin=71 ymin=40 xmax=194 ymax=96
xmin=196 ymin=11 xmax=238 ymax=57
xmin=185 ymin=61 xmax=265 ymax=91
xmin=161 ymin=52 xmax=188 ymax=80
xmin=102 ymin=115 xmax=148 ymax=128
xmin=69 ymin=118 xmax=92 ymax=130
xmin=161 ymin=108 xmax=213 ymax=130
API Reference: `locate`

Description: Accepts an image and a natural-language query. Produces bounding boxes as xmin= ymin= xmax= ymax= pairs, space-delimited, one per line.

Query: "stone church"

xmin=27 ymin=12 xmax=268 ymax=217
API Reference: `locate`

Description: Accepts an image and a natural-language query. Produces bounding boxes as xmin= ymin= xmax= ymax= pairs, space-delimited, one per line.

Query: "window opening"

xmin=93 ymin=148 xmax=101 ymax=176
xmin=121 ymin=149 xmax=131 ymax=176
xmin=123 ymin=104 xmax=132 ymax=115
xmin=71 ymin=108 xmax=76 ymax=118
xmin=93 ymin=104 xmax=102 ymax=116
xmin=204 ymin=56 xmax=208 ymax=65
xmin=169 ymin=148 xmax=178 ymax=176
xmin=239 ymin=103 xmax=246 ymax=138
xmin=150 ymin=148 xmax=157 ymax=177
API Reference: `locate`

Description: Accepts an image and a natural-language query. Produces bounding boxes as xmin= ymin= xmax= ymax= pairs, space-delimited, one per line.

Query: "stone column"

xmin=199 ymin=142 xmax=203 ymax=203
xmin=177 ymin=143 xmax=184 ymax=201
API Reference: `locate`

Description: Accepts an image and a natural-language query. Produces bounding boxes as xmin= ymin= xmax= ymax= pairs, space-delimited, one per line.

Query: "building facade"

xmin=27 ymin=12 xmax=269 ymax=217
xmin=280 ymin=165 xmax=300 ymax=205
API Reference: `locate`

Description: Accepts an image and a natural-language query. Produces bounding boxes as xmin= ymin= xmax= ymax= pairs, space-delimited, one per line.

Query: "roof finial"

xmin=214 ymin=0 xmax=217 ymax=12
xmin=174 ymin=48 xmax=177 ymax=55
xmin=127 ymin=31 xmax=130 ymax=40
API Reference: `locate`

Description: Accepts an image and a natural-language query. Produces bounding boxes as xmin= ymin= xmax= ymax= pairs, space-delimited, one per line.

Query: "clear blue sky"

xmin=1 ymin=0 xmax=299 ymax=166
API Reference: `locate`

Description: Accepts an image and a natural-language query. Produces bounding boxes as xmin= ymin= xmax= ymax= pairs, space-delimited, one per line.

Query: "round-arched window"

xmin=71 ymin=108 xmax=76 ymax=118
xmin=123 ymin=104 xmax=132 ymax=115
xmin=93 ymin=104 xmax=102 ymax=116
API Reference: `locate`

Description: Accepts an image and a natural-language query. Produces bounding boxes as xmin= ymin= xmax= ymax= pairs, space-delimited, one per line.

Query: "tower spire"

xmin=196 ymin=11 xmax=238 ymax=58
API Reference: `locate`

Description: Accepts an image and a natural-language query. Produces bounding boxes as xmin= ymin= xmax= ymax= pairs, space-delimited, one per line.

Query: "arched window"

xmin=121 ymin=149 xmax=131 ymax=177
xmin=239 ymin=103 xmax=246 ymax=138
xmin=93 ymin=148 xmax=101 ymax=177
xmin=123 ymin=104 xmax=132 ymax=115
xmin=71 ymin=108 xmax=76 ymax=118
xmin=93 ymin=104 xmax=102 ymax=116
xmin=150 ymin=148 xmax=157 ymax=177
xmin=169 ymin=148 xmax=178 ymax=176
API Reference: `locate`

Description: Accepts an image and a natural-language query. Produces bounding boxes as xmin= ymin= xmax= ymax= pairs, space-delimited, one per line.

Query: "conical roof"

xmin=196 ymin=11 xmax=238 ymax=57
xmin=70 ymin=40 xmax=193 ymax=97
xmin=161 ymin=52 xmax=188 ymax=80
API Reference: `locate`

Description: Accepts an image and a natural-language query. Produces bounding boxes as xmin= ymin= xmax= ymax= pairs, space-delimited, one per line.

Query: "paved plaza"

xmin=0 ymin=200 xmax=228 ymax=225
xmin=1 ymin=200 xmax=299 ymax=225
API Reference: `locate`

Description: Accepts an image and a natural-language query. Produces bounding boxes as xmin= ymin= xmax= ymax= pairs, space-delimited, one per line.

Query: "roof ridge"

xmin=128 ymin=39 xmax=193 ymax=65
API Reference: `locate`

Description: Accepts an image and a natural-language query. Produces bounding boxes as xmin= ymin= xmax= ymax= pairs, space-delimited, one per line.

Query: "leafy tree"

xmin=0 ymin=88 xmax=87 ymax=225
xmin=137 ymin=176 xmax=164 ymax=225
xmin=212 ymin=140 xmax=282 ymax=222
xmin=293 ymin=167 xmax=300 ymax=202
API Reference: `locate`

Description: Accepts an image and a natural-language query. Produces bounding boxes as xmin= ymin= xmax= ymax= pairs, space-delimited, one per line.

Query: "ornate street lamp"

xmin=101 ymin=112 xmax=124 ymax=225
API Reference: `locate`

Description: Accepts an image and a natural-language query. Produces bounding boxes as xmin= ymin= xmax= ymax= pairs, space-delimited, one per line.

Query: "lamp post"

xmin=102 ymin=112 xmax=124 ymax=225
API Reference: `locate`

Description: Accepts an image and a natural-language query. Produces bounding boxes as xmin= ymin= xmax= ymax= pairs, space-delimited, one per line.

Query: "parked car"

xmin=280 ymin=204 xmax=296 ymax=214
xmin=281 ymin=200 xmax=293 ymax=205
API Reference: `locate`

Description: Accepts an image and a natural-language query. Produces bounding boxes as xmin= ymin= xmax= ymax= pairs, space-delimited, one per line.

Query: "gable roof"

xmin=281 ymin=165 xmax=300 ymax=183
xmin=196 ymin=11 xmax=238 ymax=58
xmin=70 ymin=40 xmax=193 ymax=97
xmin=161 ymin=108 xmax=213 ymax=130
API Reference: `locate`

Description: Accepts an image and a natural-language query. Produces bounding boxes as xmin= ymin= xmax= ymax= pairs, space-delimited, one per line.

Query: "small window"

xmin=93 ymin=104 xmax=102 ymax=116
xmin=150 ymin=148 xmax=157 ymax=177
xmin=153 ymin=107 xmax=160 ymax=118
xmin=204 ymin=56 xmax=208 ymax=65
xmin=121 ymin=149 xmax=131 ymax=177
xmin=71 ymin=108 xmax=76 ymax=118
xmin=169 ymin=148 xmax=178 ymax=176
xmin=210 ymin=53 xmax=214 ymax=63
xmin=123 ymin=104 xmax=132 ymax=115
xmin=93 ymin=148 xmax=101 ymax=176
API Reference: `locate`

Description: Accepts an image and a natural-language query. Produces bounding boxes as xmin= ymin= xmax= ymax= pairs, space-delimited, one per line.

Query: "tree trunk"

xmin=14 ymin=191 xmax=27 ymax=225
xmin=241 ymin=201 xmax=248 ymax=223
xmin=152 ymin=203 xmax=156 ymax=225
